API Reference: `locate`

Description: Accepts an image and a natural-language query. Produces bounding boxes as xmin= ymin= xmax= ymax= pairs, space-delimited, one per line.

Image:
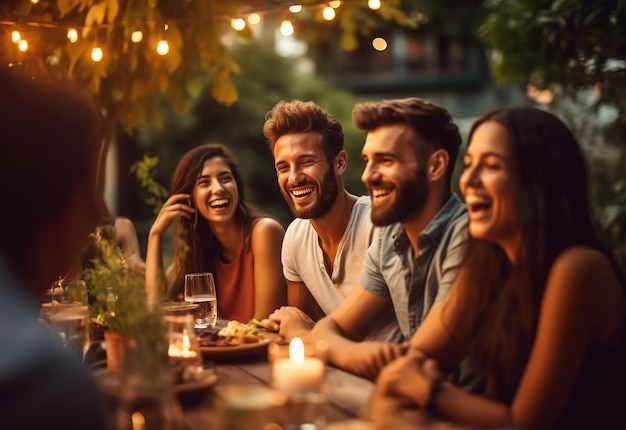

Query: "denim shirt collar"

xmin=392 ymin=193 xmax=464 ymax=255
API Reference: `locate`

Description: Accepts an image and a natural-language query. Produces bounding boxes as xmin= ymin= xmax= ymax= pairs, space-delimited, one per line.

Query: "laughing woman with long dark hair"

xmin=145 ymin=143 xmax=287 ymax=322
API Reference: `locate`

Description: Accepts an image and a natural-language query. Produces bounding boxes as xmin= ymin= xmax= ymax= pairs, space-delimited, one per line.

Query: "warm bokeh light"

xmin=67 ymin=28 xmax=78 ymax=43
xmin=372 ymin=37 xmax=387 ymax=51
xmin=156 ymin=40 xmax=169 ymax=55
xmin=526 ymin=84 xmax=554 ymax=104
xmin=18 ymin=39 xmax=29 ymax=52
xmin=231 ymin=18 xmax=246 ymax=31
xmin=322 ymin=6 xmax=336 ymax=21
xmin=46 ymin=55 xmax=60 ymax=66
xmin=31 ymin=0 xmax=40 ymax=4
xmin=11 ymin=30 xmax=21 ymax=44
xmin=91 ymin=46 xmax=103 ymax=62
xmin=329 ymin=0 xmax=342 ymax=8
xmin=368 ymin=0 xmax=382 ymax=10
xmin=289 ymin=4 xmax=303 ymax=13
xmin=280 ymin=20 xmax=294 ymax=36
xmin=247 ymin=13 xmax=261 ymax=25
xmin=131 ymin=30 xmax=143 ymax=43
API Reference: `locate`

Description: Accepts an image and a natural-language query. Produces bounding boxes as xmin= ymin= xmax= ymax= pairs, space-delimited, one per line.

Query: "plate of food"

xmin=92 ymin=364 xmax=218 ymax=398
xmin=198 ymin=319 xmax=283 ymax=358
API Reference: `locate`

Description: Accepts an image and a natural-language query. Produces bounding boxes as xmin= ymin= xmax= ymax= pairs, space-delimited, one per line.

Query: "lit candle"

xmin=168 ymin=332 xmax=198 ymax=359
xmin=272 ymin=337 xmax=324 ymax=395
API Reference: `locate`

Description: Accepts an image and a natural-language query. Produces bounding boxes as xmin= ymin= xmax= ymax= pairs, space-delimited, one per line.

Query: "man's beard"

xmin=282 ymin=167 xmax=338 ymax=219
xmin=370 ymin=168 xmax=428 ymax=226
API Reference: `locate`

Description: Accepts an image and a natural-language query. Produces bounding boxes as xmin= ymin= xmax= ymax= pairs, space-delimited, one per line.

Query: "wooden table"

xmin=182 ymin=353 xmax=375 ymax=430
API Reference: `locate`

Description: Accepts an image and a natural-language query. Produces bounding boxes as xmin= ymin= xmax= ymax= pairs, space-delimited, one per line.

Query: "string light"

xmin=67 ymin=28 xmax=78 ymax=43
xmin=247 ymin=13 xmax=261 ymax=25
xmin=372 ymin=37 xmax=387 ymax=51
xmin=231 ymin=18 xmax=246 ymax=31
xmin=2 ymin=1 xmax=392 ymax=64
xmin=156 ymin=40 xmax=169 ymax=55
xmin=322 ymin=7 xmax=336 ymax=21
xmin=131 ymin=30 xmax=143 ymax=43
xmin=91 ymin=46 xmax=103 ymax=62
xmin=279 ymin=19 xmax=294 ymax=36
xmin=18 ymin=39 xmax=29 ymax=52
xmin=368 ymin=0 xmax=382 ymax=10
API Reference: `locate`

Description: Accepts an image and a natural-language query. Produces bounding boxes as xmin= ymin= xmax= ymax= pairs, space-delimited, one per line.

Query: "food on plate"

xmin=217 ymin=319 xmax=264 ymax=345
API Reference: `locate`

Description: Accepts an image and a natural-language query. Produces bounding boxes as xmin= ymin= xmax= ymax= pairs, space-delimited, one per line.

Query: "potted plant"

xmin=83 ymin=227 xmax=165 ymax=373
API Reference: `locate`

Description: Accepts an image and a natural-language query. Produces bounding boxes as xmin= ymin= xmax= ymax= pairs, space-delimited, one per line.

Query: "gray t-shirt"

xmin=282 ymin=195 xmax=402 ymax=342
xmin=360 ymin=194 xmax=468 ymax=339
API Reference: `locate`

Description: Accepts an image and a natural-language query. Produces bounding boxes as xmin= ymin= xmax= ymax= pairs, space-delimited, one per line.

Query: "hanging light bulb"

xmin=322 ymin=7 xmax=336 ymax=21
xmin=11 ymin=30 xmax=21 ymax=44
xmin=18 ymin=39 xmax=29 ymax=52
xmin=67 ymin=28 xmax=78 ymax=43
xmin=368 ymin=0 xmax=382 ymax=10
xmin=131 ymin=30 xmax=143 ymax=43
xmin=329 ymin=1 xmax=342 ymax=8
xmin=247 ymin=13 xmax=261 ymax=25
xmin=156 ymin=40 xmax=169 ymax=55
xmin=231 ymin=18 xmax=246 ymax=31
xmin=372 ymin=37 xmax=387 ymax=51
xmin=91 ymin=46 xmax=103 ymax=62
xmin=280 ymin=20 xmax=294 ymax=36
xmin=289 ymin=4 xmax=303 ymax=13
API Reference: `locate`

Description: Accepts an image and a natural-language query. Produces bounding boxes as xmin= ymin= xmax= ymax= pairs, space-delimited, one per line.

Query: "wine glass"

xmin=184 ymin=272 xmax=217 ymax=329
xmin=49 ymin=279 xmax=90 ymax=361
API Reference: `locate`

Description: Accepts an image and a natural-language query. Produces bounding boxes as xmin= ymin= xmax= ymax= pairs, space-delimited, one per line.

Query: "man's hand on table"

xmin=259 ymin=306 xmax=315 ymax=341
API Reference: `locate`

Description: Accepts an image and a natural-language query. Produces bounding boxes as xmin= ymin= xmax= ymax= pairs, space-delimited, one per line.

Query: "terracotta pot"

xmin=104 ymin=331 xmax=128 ymax=373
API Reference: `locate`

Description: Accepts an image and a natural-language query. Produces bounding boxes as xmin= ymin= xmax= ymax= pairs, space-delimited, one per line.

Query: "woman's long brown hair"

xmin=447 ymin=107 xmax=624 ymax=401
xmin=167 ymin=143 xmax=266 ymax=299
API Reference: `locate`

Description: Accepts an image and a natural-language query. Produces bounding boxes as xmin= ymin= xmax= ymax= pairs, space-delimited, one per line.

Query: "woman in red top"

xmin=146 ymin=143 xmax=286 ymax=321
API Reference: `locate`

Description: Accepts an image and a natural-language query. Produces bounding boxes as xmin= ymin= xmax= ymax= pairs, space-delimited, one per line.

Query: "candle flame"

xmin=289 ymin=337 xmax=304 ymax=364
xmin=182 ymin=333 xmax=191 ymax=357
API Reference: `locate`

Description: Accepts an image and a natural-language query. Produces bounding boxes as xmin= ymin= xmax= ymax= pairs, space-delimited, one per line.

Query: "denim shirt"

xmin=360 ymin=194 xmax=468 ymax=339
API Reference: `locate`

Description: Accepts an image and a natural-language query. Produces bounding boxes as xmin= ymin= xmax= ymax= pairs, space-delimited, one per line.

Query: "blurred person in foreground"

xmin=370 ymin=107 xmax=626 ymax=429
xmin=0 ymin=69 xmax=107 ymax=429
xmin=309 ymin=98 xmax=469 ymax=380
xmin=145 ymin=143 xmax=286 ymax=321
xmin=260 ymin=100 xmax=401 ymax=342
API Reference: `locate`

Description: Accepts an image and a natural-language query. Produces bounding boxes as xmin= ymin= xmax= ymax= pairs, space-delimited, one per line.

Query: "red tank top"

xmin=214 ymin=247 xmax=255 ymax=322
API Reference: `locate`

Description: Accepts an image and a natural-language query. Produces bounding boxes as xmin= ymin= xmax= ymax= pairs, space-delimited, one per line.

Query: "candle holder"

xmin=268 ymin=337 xmax=329 ymax=429
xmin=165 ymin=314 xmax=203 ymax=383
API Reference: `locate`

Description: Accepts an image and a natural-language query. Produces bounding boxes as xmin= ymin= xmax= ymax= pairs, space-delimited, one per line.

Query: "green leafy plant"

xmin=130 ymin=154 xmax=170 ymax=216
xmin=82 ymin=226 xmax=165 ymax=360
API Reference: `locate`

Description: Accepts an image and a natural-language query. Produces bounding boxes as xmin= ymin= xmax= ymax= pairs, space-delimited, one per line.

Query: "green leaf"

xmin=57 ymin=0 xmax=82 ymax=17
xmin=212 ymin=67 xmax=238 ymax=106
xmin=106 ymin=0 xmax=120 ymax=23
xmin=84 ymin=1 xmax=108 ymax=28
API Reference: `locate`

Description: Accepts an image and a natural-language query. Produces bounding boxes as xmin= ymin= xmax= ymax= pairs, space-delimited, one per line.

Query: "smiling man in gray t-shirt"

xmin=261 ymin=100 xmax=401 ymax=343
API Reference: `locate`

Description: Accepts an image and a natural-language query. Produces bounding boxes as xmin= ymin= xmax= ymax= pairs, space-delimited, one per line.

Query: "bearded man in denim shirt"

xmin=309 ymin=98 xmax=468 ymax=381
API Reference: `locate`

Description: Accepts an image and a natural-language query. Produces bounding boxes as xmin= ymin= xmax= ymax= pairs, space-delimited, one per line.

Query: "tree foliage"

xmin=480 ymin=0 xmax=626 ymax=266
xmin=1 ymin=0 xmax=415 ymax=207
xmin=480 ymin=0 xmax=626 ymax=138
